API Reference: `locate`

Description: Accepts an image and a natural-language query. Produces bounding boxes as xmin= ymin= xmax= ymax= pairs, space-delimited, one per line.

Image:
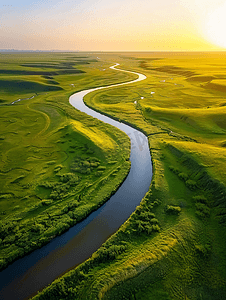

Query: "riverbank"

xmin=0 ymin=54 xmax=136 ymax=272
xmin=0 ymin=63 xmax=152 ymax=300
xmin=2 ymin=52 xmax=226 ymax=300
xmin=33 ymin=52 xmax=226 ymax=300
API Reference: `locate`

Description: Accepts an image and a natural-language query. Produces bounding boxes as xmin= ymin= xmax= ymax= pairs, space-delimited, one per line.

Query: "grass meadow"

xmin=1 ymin=51 xmax=226 ymax=299
xmin=34 ymin=52 xmax=226 ymax=300
xmin=0 ymin=53 xmax=134 ymax=270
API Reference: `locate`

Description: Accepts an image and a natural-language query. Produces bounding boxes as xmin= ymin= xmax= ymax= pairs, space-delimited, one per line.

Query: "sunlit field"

xmin=1 ymin=51 xmax=226 ymax=300
xmin=0 ymin=53 xmax=133 ymax=269
xmin=33 ymin=52 xmax=226 ymax=300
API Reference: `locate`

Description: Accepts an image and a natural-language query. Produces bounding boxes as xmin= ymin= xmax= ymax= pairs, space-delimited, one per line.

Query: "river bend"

xmin=0 ymin=64 xmax=152 ymax=300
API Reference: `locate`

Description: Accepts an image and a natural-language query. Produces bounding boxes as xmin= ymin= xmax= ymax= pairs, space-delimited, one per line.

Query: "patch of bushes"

xmin=40 ymin=200 xmax=53 ymax=206
xmin=145 ymin=107 xmax=152 ymax=113
xmin=59 ymin=173 xmax=79 ymax=184
xmin=195 ymin=202 xmax=210 ymax=219
xmin=193 ymin=195 xmax=207 ymax=204
xmin=0 ymin=194 xmax=12 ymax=200
xmin=94 ymin=243 xmax=128 ymax=263
xmin=40 ymin=173 xmax=80 ymax=200
xmin=129 ymin=199 xmax=161 ymax=236
xmin=169 ymin=166 xmax=197 ymax=190
xmin=97 ymin=166 xmax=106 ymax=171
xmin=178 ymin=172 xmax=188 ymax=181
xmin=165 ymin=205 xmax=181 ymax=215
xmin=108 ymin=161 xmax=117 ymax=165
xmin=169 ymin=166 xmax=180 ymax=175
xmin=193 ymin=195 xmax=210 ymax=219
xmin=185 ymin=179 xmax=197 ymax=190
xmin=0 ymin=199 xmax=82 ymax=270
xmin=95 ymin=171 xmax=104 ymax=177
xmin=70 ymin=156 xmax=102 ymax=174
xmin=195 ymin=243 xmax=211 ymax=257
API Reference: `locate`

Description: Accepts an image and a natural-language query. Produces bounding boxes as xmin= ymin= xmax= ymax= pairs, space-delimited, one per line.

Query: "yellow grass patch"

xmin=71 ymin=120 xmax=115 ymax=150
xmin=144 ymin=104 xmax=226 ymax=133
xmin=98 ymin=236 xmax=178 ymax=299
xmin=168 ymin=140 xmax=226 ymax=184
xmin=143 ymin=103 xmax=226 ymax=115
xmin=212 ymin=79 xmax=226 ymax=86
xmin=97 ymin=218 xmax=195 ymax=299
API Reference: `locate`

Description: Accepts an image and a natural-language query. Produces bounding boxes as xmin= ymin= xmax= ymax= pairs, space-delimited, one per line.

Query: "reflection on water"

xmin=0 ymin=65 xmax=152 ymax=300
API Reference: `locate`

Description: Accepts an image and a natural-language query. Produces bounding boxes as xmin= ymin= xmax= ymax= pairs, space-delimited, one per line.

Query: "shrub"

xmin=68 ymin=211 xmax=76 ymax=219
xmin=69 ymin=149 xmax=75 ymax=153
xmin=0 ymin=259 xmax=5 ymax=269
xmin=178 ymin=172 xmax=188 ymax=181
xmin=3 ymin=235 xmax=15 ymax=244
xmin=97 ymin=166 xmax=106 ymax=170
xmin=145 ymin=107 xmax=152 ymax=113
xmin=89 ymin=157 xmax=100 ymax=162
xmin=193 ymin=195 xmax=207 ymax=204
xmin=90 ymin=162 xmax=99 ymax=167
xmin=165 ymin=205 xmax=181 ymax=215
xmin=150 ymin=218 xmax=159 ymax=224
xmin=186 ymin=179 xmax=197 ymax=190
xmin=195 ymin=202 xmax=210 ymax=218
xmin=0 ymin=194 xmax=11 ymax=200
xmin=145 ymin=225 xmax=152 ymax=234
xmin=95 ymin=244 xmax=127 ymax=263
xmin=195 ymin=244 xmax=211 ymax=257
xmin=152 ymin=224 xmax=160 ymax=232
xmin=86 ymin=149 xmax=94 ymax=154
xmin=169 ymin=166 xmax=180 ymax=174
xmin=39 ymin=181 xmax=53 ymax=188
xmin=31 ymin=223 xmax=45 ymax=233
xmin=68 ymin=201 xmax=79 ymax=210
xmin=95 ymin=171 xmax=103 ymax=177
xmin=108 ymin=161 xmax=117 ymax=165
xmin=41 ymin=200 xmax=53 ymax=206
xmin=83 ymin=161 xmax=90 ymax=167
xmin=59 ymin=173 xmax=79 ymax=183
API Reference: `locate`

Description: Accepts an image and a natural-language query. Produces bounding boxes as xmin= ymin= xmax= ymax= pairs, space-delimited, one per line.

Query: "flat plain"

xmin=1 ymin=52 xmax=226 ymax=299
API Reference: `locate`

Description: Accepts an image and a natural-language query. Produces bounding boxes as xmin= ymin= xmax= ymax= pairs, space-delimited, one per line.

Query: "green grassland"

xmin=0 ymin=52 xmax=137 ymax=270
xmin=33 ymin=52 xmax=226 ymax=300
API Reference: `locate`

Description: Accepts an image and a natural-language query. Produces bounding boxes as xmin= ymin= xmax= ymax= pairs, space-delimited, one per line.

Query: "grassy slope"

xmin=33 ymin=52 xmax=226 ymax=300
xmin=0 ymin=53 xmax=137 ymax=270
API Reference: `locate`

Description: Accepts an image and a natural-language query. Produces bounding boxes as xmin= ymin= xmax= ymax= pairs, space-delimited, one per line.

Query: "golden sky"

xmin=1 ymin=0 xmax=226 ymax=51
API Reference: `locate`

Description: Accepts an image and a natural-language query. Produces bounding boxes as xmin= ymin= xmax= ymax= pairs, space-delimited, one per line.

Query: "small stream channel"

xmin=0 ymin=64 xmax=152 ymax=300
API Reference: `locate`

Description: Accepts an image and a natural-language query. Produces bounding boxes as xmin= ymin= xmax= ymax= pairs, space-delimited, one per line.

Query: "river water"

xmin=0 ymin=64 xmax=152 ymax=300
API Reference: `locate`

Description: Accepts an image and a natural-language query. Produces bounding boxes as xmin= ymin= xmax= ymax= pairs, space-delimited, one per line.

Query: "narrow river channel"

xmin=0 ymin=64 xmax=152 ymax=300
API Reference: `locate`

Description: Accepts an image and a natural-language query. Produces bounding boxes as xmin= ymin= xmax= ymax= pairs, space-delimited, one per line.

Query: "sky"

xmin=1 ymin=0 xmax=226 ymax=51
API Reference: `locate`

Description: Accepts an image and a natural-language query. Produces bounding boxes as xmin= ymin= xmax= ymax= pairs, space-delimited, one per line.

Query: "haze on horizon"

xmin=1 ymin=0 xmax=226 ymax=51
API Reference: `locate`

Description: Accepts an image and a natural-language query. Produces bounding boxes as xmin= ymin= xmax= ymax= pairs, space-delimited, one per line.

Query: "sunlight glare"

xmin=205 ymin=1 xmax=226 ymax=48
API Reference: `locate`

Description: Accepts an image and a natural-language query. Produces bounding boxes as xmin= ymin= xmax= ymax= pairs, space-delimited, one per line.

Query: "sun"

xmin=205 ymin=2 xmax=226 ymax=49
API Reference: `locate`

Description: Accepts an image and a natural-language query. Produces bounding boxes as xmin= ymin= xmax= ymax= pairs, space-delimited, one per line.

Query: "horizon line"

xmin=1 ymin=49 xmax=226 ymax=53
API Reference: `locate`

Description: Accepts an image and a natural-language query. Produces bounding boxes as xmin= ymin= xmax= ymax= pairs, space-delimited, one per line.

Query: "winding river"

xmin=0 ymin=64 xmax=152 ymax=300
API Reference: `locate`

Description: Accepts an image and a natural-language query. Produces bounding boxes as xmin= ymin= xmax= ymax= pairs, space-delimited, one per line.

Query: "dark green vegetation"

xmin=33 ymin=52 xmax=226 ymax=300
xmin=0 ymin=53 xmax=137 ymax=270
